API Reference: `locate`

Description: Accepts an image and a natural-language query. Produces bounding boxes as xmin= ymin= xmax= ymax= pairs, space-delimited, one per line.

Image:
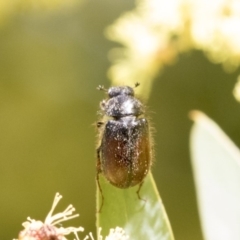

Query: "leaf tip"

xmin=189 ymin=110 xmax=205 ymax=122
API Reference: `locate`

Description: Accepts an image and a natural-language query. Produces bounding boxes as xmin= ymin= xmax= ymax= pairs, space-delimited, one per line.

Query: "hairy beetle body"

xmin=96 ymin=84 xmax=152 ymax=211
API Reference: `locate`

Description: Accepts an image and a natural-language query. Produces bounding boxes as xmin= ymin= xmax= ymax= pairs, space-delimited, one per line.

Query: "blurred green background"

xmin=1 ymin=1 xmax=240 ymax=240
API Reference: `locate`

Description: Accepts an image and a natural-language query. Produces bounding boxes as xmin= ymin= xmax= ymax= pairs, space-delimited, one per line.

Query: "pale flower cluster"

xmin=190 ymin=0 xmax=240 ymax=70
xmin=17 ymin=193 xmax=84 ymax=240
xmin=16 ymin=193 xmax=128 ymax=240
xmin=106 ymin=0 xmax=240 ymax=97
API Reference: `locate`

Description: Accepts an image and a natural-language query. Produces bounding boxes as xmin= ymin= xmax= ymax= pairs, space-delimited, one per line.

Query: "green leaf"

xmin=190 ymin=111 xmax=240 ymax=240
xmin=96 ymin=173 xmax=175 ymax=240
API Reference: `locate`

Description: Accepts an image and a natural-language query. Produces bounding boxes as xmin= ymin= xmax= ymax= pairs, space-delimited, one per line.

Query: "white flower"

xmin=16 ymin=193 xmax=129 ymax=240
xmin=85 ymin=227 xmax=129 ymax=240
xmin=17 ymin=193 xmax=84 ymax=240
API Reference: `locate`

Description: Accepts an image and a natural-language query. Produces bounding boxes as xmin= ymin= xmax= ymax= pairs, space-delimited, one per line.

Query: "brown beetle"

xmin=96 ymin=83 xmax=152 ymax=211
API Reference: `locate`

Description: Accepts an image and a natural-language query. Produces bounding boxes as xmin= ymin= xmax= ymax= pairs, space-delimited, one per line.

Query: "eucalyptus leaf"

xmin=96 ymin=173 xmax=174 ymax=240
xmin=190 ymin=111 xmax=240 ymax=240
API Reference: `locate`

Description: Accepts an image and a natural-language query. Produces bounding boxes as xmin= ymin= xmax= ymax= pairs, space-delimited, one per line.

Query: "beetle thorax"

xmin=102 ymin=95 xmax=144 ymax=118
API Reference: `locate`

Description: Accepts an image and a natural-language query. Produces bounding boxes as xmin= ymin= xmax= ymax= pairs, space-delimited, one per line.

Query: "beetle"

xmin=96 ymin=83 xmax=152 ymax=211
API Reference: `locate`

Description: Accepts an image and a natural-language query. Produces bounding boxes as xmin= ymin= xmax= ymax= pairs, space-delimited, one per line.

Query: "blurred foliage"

xmin=0 ymin=0 xmax=81 ymax=27
xmin=190 ymin=111 xmax=240 ymax=240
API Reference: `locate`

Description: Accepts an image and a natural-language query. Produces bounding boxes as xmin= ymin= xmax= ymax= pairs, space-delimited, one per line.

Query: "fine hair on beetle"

xmin=96 ymin=82 xmax=154 ymax=212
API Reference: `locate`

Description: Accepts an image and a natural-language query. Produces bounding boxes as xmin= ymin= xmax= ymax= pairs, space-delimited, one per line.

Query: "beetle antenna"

xmin=134 ymin=82 xmax=140 ymax=88
xmin=97 ymin=85 xmax=107 ymax=92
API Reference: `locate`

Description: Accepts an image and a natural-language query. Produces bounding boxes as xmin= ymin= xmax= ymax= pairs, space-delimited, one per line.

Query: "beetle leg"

xmin=96 ymin=172 xmax=104 ymax=213
xmin=96 ymin=146 xmax=102 ymax=173
xmin=136 ymin=181 xmax=146 ymax=203
xmin=96 ymin=146 xmax=104 ymax=212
